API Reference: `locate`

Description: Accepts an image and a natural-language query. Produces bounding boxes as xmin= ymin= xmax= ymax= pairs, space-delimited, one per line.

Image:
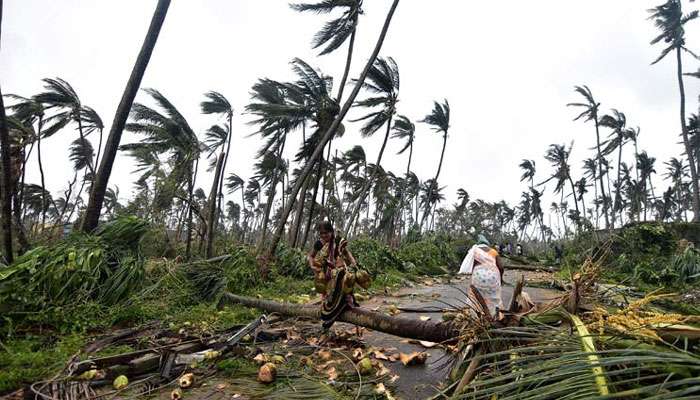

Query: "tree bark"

xmin=82 ymin=0 xmax=171 ymax=232
xmin=675 ymin=47 xmax=700 ymax=221
xmin=219 ymin=292 xmax=458 ymax=343
xmin=206 ymin=153 xmax=225 ymax=258
xmin=421 ymin=132 xmax=447 ymax=229
xmin=262 ymin=0 xmax=400 ymax=261
xmin=185 ymin=157 xmax=198 ymax=261
xmin=0 ymin=83 xmax=14 ymax=263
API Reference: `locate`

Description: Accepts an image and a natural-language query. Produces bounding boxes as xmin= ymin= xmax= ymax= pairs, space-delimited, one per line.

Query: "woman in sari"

xmin=307 ymin=221 xmax=359 ymax=329
xmin=461 ymin=236 xmax=505 ymax=319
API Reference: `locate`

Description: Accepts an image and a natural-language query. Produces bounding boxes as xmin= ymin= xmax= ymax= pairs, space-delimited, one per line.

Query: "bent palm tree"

xmin=420 ymin=99 xmax=450 ymax=228
xmin=648 ymin=0 xmax=700 ymax=221
xmin=344 ymin=56 xmax=400 ymax=233
xmin=82 ymin=0 xmax=171 ymax=232
xmin=568 ymin=85 xmax=610 ymax=228
xmin=600 ymin=109 xmax=628 ymax=226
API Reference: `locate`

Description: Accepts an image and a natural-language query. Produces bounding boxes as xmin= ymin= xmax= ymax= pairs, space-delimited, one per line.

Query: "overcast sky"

xmin=2 ymin=0 xmax=700 ymax=223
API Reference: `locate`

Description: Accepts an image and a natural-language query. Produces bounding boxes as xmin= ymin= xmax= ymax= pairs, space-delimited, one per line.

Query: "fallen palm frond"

xmin=0 ymin=216 xmax=149 ymax=315
xmin=453 ymin=324 xmax=700 ymax=399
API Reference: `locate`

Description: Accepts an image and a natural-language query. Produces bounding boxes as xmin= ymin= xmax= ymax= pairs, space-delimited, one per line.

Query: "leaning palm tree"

xmin=519 ymin=159 xmax=536 ymax=189
xmin=420 ymin=99 xmax=450 ymax=228
xmin=262 ymin=0 xmax=401 ymax=262
xmin=82 ymin=0 xmax=171 ymax=233
xmin=568 ymin=85 xmax=610 ymax=228
xmin=391 ymin=114 xmax=415 ymax=236
xmin=225 ymin=173 xmax=246 ymax=241
xmin=344 ymin=56 xmax=400 ymax=233
xmin=648 ymin=0 xmax=700 ymax=221
xmin=637 ymin=151 xmax=657 ymax=220
xmin=291 ymin=0 xmax=363 ymax=101
xmin=200 ymin=91 xmax=234 ymax=236
xmin=582 ymin=158 xmax=601 ymax=227
xmin=121 ymin=88 xmax=200 ymax=259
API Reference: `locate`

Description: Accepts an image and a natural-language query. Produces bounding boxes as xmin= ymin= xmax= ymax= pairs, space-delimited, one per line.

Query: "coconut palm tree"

xmin=225 ymin=173 xmax=246 ymax=240
xmin=291 ymin=0 xmax=363 ymax=101
xmin=83 ymin=0 xmax=171 ymax=233
xmin=600 ymin=109 xmax=629 ymax=226
xmin=344 ymin=56 xmax=400 ymax=233
xmin=263 ymin=0 xmax=401 ymax=261
xmin=636 ymin=151 xmax=657 ymax=220
xmin=519 ymin=159 xmax=536 ymax=189
xmin=201 ymin=91 xmax=234 ymax=231
xmin=648 ymin=0 xmax=700 ymax=221
xmin=542 ymin=143 xmax=580 ymax=220
xmin=664 ymin=157 xmax=689 ymax=221
xmin=0 ymin=90 xmax=14 ymax=262
xmin=568 ymin=85 xmax=610 ymax=228
xmin=582 ymin=158 xmax=600 ymax=227
xmin=420 ymin=99 xmax=450 ymax=228
xmin=121 ymin=88 xmax=200 ymax=259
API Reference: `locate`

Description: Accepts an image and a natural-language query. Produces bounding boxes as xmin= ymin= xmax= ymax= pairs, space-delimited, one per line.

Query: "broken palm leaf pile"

xmin=446 ymin=258 xmax=700 ymax=399
xmin=0 ymin=217 xmax=149 ymax=318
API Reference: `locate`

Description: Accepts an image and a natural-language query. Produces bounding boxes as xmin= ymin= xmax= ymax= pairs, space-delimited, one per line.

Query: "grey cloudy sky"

xmin=2 ymin=0 xmax=700 ymax=221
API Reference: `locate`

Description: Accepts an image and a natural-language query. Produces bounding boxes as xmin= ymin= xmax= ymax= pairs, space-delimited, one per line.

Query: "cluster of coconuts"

xmin=341 ymin=268 xmax=371 ymax=294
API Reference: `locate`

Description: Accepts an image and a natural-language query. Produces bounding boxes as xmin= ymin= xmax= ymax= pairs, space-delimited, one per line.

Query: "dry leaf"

xmin=215 ymin=383 xmax=227 ymax=390
xmin=419 ymin=340 xmax=438 ymax=348
xmin=375 ymin=362 xmax=391 ymax=377
xmin=388 ymin=353 xmax=400 ymax=362
xmin=373 ymin=350 xmax=389 ymax=361
xmin=375 ymin=383 xmax=387 ymax=394
xmin=419 ymin=316 xmax=431 ymax=321
xmin=399 ymin=352 xmax=428 ymax=366
xmin=389 ymin=374 xmax=400 ymax=383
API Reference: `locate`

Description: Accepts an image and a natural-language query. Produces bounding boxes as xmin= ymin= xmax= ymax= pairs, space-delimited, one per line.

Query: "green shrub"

xmin=273 ymin=243 xmax=310 ymax=279
xmin=185 ymin=246 xmax=260 ymax=300
xmin=671 ymin=246 xmax=700 ymax=283
xmin=397 ymin=241 xmax=446 ymax=275
xmin=348 ymin=236 xmax=403 ymax=275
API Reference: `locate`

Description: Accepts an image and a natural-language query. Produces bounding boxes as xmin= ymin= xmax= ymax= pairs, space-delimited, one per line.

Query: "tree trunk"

xmin=258 ymin=141 xmax=286 ymax=252
xmin=593 ymin=118 xmax=610 ymax=229
xmin=262 ymin=0 xmax=400 ymax=262
xmin=219 ymin=292 xmax=458 ymax=343
xmin=82 ymin=0 xmax=171 ymax=232
xmin=675 ymin=47 xmax=700 ymax=221
xmin=421 ymin=132 xmax=447 ymax=228
xmin=344 ymin=113 xmax=394 ymax=234
xmin=335 ymin=25 xmax=356 ymax=103
xmin=302 ymin=160 xmax=323 ymax=248
xmin=185 ymin=158 xmax=198 ymax=261
xmin=206 ymin=153 xmax=225 ymax=258
xmin=0 ymin=83 xmax=14 ymax=263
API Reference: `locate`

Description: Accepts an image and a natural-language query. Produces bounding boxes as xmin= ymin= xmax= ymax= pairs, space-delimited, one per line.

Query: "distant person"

xmin=554 ymin=244 xmax=563 ymax=265
xmin=506 ymin=242 xmax=513 ymax=255
xmin=516 ymin=243 xmax=523 ymax=257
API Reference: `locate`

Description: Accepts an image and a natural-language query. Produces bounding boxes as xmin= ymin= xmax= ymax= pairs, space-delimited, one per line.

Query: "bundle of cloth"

xmin=459 ymin=235 xmax=504 ymax=318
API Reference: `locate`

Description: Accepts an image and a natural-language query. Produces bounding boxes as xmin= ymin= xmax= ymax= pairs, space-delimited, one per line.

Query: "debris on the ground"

xmin=257 ymin=362 xmax=277 ymax=383
xmin=399 ymin=351 xmax=428 ymax=366
xmin=170 ymin=388 xmax=183 ymax=400
xmin=357 ymin=357 xmax=373 ymax=375
xmin=112 ymin=375 xmax=128 ymax=390
xmin=178 ymin=373 xmax=194 ymax=388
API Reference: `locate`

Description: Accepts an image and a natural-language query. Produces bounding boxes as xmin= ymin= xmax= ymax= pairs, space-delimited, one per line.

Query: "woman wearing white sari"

xmin=459 ymin=235 xmax=504 ymax=318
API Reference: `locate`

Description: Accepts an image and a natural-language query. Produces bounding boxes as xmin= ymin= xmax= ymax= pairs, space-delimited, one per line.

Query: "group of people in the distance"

xmin=306 ymin=220 xmax=512 ymax=329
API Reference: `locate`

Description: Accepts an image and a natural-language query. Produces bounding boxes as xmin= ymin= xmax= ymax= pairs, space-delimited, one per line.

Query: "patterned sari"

xmin=313 ymin=236 xmax=356 ymax=328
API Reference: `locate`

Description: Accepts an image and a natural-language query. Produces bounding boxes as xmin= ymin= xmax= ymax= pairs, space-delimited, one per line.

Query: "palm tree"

xmin=519 ymin=159 xmax=536 ymax=189
xmin=568 ymin=85 xmax=610 ymax=228
xmin=648 ymin=0 xmax=700 ymax=221
xmin=664 ymin=157 xmax=689 ymax=221
xmin=574 ymin=177 xmax=589 ymax=221
xmin=600 ymin=109 xmax=629 ymax=226
xmin=344 ymin=56 xmax=400 ymax=233
xmin=420 ymin=99 xmax=450 ymax=228
xmin=291 ymin=0 xmax=363 ymax=102
xmin=122 ymin=88 xmax=200 ymax=259
xmin=636 ymin=151 xmax=657 ymax=220
xmin=82 ymin=0 xmax=171 ymax=233
xmin=391 ymin=114 xmax=415 ymax=236
xmin=263 ymin=0 xmax=401 ymax=261
xmin=225 ymin=173 xmax=246 ymax=240
xmin=0 ymin=91 xmax=14 ymax=262
xmin=582 ymin=158 xmax=600 ymax=226
xmin=542 ymin=143 xmax=580 ymax=220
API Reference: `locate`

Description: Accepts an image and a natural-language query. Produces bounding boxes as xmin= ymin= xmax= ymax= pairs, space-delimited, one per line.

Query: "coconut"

xmin=113 ymin=375 xmax=129 ymax=390
xmin=258 ymin=362 xmax=277 ymax=383
xmin=178 ymin=373 xmax=194 ymax=388
xmin=77 ymin=369 xmax=98 ymax=380
xmin=356 ymin=270 xmax=371 ymax=289
xmin=271 ymin=355 xmax=285 ymax=364
xmin=342 ymin=272 xmax=356 ymax=294
xmin=357 ymin=357 xmax=373 ymax=375
xmin=171 ymin=388 xmax=183 ymax=400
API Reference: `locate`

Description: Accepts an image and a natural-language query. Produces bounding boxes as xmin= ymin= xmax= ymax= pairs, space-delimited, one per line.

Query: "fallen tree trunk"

xmin=219 ymin=292 xmax=459 ymax=343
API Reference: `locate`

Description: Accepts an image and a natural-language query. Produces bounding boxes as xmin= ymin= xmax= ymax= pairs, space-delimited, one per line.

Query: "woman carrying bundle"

xmin=459 ymin=235 xmax=505 ymax=319
xmin=307 ymin=221 xmax=369 ymax=329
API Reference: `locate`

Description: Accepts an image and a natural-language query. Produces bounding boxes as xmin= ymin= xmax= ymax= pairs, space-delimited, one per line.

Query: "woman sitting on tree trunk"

xmin=308 ymin=221 xmax=368 ymax=329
